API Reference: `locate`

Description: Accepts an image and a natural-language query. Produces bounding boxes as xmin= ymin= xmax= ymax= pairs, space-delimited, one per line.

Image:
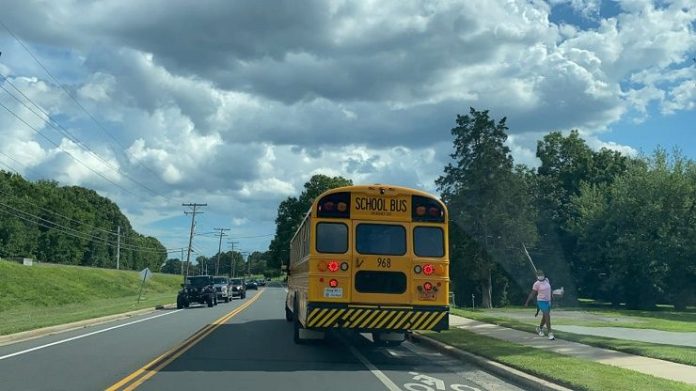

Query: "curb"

xmin=0 ymin=303 xmax=176 ymax=347
xmin=411 ymin=333 xmax=574 ymax=391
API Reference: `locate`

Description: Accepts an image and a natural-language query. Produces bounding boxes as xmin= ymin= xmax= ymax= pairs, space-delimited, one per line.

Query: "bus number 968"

xmin=377 ymin=258 xmax=391 ymax=268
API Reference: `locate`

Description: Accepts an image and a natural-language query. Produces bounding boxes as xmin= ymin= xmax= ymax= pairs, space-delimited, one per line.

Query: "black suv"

xmin=177 ymin=275 xmax=218 ymax=308
xmin=230 ymin=278 xmax=246 ymax=299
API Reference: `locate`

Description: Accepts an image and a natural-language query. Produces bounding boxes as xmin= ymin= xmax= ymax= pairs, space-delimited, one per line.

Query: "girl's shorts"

xmin=537 ymin=300 xmax=551 ymax=313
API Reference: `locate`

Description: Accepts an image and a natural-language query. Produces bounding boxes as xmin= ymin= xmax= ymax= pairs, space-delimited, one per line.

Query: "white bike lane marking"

xmin=347 ymin=344 xmax=403 ymax=391
xmin=403 ymin=372 xmax=482 ymax=391
xmin=0 ymin=310 xmax=183 ymax=361
xmin=346 ymin=337 xmax=488 ymax=391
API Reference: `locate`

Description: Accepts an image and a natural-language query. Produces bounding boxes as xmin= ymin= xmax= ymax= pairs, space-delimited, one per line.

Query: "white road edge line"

xmin=347 ymin=344 xmax=402 ymax=391
xmin=0 ymin=309 xmax=183 ymax=361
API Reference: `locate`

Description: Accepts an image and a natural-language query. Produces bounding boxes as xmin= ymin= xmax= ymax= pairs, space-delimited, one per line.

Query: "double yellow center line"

xmin=107 ymin=290 xmax=264 ymax=391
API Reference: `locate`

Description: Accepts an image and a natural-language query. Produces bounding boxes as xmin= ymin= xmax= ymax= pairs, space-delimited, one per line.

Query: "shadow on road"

xmin=157 ymin=318 xmax=432 ymax=374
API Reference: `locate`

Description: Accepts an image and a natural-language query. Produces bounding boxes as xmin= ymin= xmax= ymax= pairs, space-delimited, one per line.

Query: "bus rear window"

xmin=414 ymin=227 xmax=444 ymax=257
xmin=356 ymin=224 xmax=406 ymax=255
xmin=316 ymin=223 xmax=348 ymax=253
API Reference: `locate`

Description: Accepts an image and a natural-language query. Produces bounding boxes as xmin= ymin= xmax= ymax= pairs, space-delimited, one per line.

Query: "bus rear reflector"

xmin=329 ymin=279 xmax=339 ymax=288
xmin=423 ymin=282 xmax=433 ymax=291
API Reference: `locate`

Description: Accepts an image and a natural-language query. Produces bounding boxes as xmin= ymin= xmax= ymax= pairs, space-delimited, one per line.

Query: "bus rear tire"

xmin=293 ymin=302 xmax=306 ymax=345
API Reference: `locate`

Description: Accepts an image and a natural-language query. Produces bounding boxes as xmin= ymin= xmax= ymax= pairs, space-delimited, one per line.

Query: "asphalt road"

xmin=0 ymin=285 xmax=524 ymax=391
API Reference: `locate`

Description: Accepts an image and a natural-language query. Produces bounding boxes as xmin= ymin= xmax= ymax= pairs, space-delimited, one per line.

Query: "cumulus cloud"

xmin=0 ymin=0 xmax=694 ymax=252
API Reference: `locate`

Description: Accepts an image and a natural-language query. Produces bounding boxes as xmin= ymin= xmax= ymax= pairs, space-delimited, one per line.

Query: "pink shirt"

xmin=533 ymin=279 xmax=551 ymax=302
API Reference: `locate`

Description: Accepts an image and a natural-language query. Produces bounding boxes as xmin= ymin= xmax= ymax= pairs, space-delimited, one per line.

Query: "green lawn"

xmin=0 ymin=294 xmax=176 ymax=335
xmin=427 ymin=329 xmax=695 ymax=391
xmin=0 ymin=260 xmax=181 ymax=335
xmin=453 ymin=306 xmax=696 ymax=332
xmin=452 ymin=308 xmax=696 ymax=367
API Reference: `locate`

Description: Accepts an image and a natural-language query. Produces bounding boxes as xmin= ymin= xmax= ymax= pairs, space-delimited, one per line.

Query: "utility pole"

xmin=180 ymin=248 xmax=185 ymax=275
xmin=213 ymin=228 xmax=230 ymax=275
xmin=227 ymin=241 xmax=239 ymax=277
xmin=182 ymin=203 xmax=206 ymax=280
xmin=246 ymin=252 xmax=251 ymax=277
xmin=116 ymin=226 xmax=121 ymax=270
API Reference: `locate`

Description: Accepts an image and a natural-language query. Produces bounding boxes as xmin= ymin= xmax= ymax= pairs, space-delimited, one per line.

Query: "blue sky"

xmin=0 ymin=0 xmax=695 ymax=257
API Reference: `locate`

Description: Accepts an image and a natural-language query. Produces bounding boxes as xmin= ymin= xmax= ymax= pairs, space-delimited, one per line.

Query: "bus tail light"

xmin=317 ymin=192 xmax=351 ymax=218
xmin=329 ymin=279 xmax=339 ymax=288
xmin=423 ymin=282 xmax=433 ymax=291
xmin=318 ymin=260 xmax=327 ymax=272
xmin=327 ymin=260 xmax=339 ymax=272
xmin=412 ymin=195 xmax=445 ymax=222
xmin=422 ymin=264 xmax=434 ymax=276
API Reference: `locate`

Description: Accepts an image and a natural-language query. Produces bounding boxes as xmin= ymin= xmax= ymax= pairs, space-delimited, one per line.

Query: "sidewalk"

xmin=450 ymin=314 xmax=696 ymax=386
xmin=553 ymin=325 xmax=696 ymax=347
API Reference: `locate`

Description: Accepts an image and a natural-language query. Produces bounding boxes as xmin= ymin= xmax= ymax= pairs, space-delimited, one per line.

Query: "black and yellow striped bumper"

xmin=304 ymin=303 xmax=448 ymax=331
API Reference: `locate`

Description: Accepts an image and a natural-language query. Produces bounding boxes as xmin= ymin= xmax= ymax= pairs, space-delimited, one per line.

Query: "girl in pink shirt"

xmin=525 ymin=269 xmax=554 ymax=340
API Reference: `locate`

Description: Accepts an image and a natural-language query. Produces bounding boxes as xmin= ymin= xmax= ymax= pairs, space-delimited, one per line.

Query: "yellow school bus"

xmin=285 ymin=184 xmax=449 ymax=344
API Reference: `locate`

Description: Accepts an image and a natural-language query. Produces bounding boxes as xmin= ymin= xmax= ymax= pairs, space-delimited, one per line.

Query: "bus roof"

xmin=311 ymin=184 xmax=447 ymax=221
xmin=314 ymin=184 xmax=443 ymax=203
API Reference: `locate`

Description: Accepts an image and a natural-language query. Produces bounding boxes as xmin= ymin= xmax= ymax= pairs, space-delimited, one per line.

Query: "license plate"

xmin=418 ymin=291 xmax=436 ymax=300
xmin=324 ymin=287 xmax=343 ymax=298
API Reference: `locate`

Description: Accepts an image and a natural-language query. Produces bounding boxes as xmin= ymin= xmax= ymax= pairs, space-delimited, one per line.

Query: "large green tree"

xmin=569 ymin=150 xmax=696 ymax=309
xmin=535 ymin=130 xmax=633 ymax=301
xmin=268 ymin=174 xmax=352 ymax=271
xmin=436 ymin=108 xmax=538 ymax=308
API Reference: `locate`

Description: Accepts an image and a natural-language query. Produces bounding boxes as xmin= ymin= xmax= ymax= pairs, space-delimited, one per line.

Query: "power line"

xmin=0 ymin=99 xmax=138 ymax=196
xmin=0 ymin=19 xmax=165 ymax=184
xmin=0 ymin=188 xmax=118 ymax=237
xmin=0 ymin=201 xmax=177 ymax=254
xmin=0 ymin=76 xmax=162 ymax=196
xmin=229 ymin=233 xmax=275 ymax=239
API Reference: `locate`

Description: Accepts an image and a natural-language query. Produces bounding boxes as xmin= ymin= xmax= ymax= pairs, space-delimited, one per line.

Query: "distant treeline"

xmin=0 ymin=172 xmax=166 ymax=271
xmin=161 ymin=251 xmax=272 ymax=277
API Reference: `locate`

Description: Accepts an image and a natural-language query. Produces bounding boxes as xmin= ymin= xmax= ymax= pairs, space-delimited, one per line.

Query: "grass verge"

xmin=455 ymin=306 xmax=696 ymax=332
xmin=452 ymin=308 xmax=696 ymax=367
xmin=0 ymin=294 xmax=174 ymax=335
xmin=428 ymin=329 xmax=695 ymax=391
xmin=0 ymin=260 xmax=181 ymax=335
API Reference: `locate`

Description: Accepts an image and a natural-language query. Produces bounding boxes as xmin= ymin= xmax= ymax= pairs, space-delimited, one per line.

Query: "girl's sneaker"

xmin=548 ymin=333 xmax=555 ymax=340
xmin=536 ymin=326 xmax=544 ymax=336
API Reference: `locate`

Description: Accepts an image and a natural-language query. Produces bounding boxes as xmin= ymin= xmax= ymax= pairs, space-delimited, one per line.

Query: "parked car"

xmin=256 ymin=279 xmax=266 ymax=287
xmin=230 ymin=278 xmax=246 ymax=299
xmin=246 ymin=280 xmax=258 ymax=290
xmin=177 ymin=275 xmax=218 ymax=308
xmin=212 ymin=276 xmax=232 ymax=303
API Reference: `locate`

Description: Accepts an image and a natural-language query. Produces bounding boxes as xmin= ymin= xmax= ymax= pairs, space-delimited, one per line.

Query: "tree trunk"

xmin=480 ymin=269 xmax=493 ymax=308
